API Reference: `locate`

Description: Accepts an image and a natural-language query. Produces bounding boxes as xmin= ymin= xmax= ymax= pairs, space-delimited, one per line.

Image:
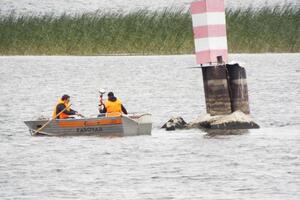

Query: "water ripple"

xmin=0 ymin=54 xmax=299 ymax=199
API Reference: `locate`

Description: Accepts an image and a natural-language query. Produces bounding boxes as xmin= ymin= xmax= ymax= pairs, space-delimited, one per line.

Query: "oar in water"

xmin=33 ymin=104 xmax=72 ymax=135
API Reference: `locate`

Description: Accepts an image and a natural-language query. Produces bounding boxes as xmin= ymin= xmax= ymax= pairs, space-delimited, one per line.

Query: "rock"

xmin=210 ymin=121 xmax=259 ymax=129
xmin=188 ymin=111 xmax=260 ymax=129
xmin=165 ymin=122 xmax=176 ymax=131
xmin=162 ymin=111 xmax=259 ymax=131
xmin=162 ymin=117 xmax=187 ymax=131
xmin=187 ymin=114 xmax=215 ymax=129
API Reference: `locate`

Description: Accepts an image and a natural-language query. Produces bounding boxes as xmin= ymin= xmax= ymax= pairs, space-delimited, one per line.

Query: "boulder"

xmin=187 ymin=111 xmax=259 ymax=129
xmin=161 ymin=117 xmax=187 ymax=131
xmin=162 ymin=111 xmax=259 ymax=131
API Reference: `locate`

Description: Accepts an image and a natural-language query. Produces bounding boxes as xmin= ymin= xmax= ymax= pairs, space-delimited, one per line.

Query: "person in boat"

xmin=53 ymin=94 xmax=83 ymax=119
xmin=99 ymin=92 xmax=128 ymax=116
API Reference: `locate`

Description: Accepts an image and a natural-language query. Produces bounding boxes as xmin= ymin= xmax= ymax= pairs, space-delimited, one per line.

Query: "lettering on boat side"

xmin=59 ymin=119 xmax=122 ymax=128
xmin=76 ymin=127 xmax=103 ymax=133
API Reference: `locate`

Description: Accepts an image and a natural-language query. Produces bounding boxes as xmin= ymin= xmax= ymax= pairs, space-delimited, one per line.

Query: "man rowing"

xmin=53 ymin=94 xmax=83 ymax=119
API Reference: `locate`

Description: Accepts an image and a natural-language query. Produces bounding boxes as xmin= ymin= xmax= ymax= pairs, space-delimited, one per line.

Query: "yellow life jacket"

xmin=105 ymin=99 xmax=122 ymax=116
xmin=52 ymin=99 xmax=71 ymax=119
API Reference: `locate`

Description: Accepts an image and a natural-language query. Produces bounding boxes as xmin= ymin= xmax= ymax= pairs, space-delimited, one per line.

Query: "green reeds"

xmin=226 ymin=6 xmax=300 ymax=53
xmin=0 ymin=6 xmax=299 ymax=55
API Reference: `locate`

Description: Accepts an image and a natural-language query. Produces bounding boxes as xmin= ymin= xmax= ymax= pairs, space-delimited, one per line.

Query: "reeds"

xmin=0 ymin=6 xmax=299 ymax=55
xmin=226 ymin=6 xmax=300 ymax=53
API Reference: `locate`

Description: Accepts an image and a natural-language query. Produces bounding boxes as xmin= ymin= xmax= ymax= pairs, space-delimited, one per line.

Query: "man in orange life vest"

xmin=99 ymin=92 xmax=127 ymax=116
xmin=53 ymin=94 xmax=82 ymax=119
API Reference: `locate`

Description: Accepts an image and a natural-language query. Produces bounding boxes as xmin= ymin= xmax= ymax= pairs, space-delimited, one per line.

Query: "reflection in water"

xmin=203 ymin=129 xmax=249 ymax=138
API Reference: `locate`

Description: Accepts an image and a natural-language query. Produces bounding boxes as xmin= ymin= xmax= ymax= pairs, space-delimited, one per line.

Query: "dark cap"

xmin=61 ymin=94 xmax=70 ymax=100
xmin=108 ymin=92 xmax=114 ymax=97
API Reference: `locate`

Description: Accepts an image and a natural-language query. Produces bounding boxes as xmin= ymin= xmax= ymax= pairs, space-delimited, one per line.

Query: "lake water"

xmin=0 ymin=0 xmax=298 ymax=16
xmin=0 ymin=54 xmax=300 ymax=199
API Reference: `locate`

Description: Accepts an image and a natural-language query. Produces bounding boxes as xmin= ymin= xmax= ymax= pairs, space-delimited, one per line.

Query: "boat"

xmin=24 ymin=113 xmax=152 ymax=137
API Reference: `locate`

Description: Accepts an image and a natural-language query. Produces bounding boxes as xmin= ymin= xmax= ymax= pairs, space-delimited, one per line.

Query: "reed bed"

xmin=0 ymin=6 xmax=299 ymax=55
xmin=226 ymin=6 xmax=299 ymax=53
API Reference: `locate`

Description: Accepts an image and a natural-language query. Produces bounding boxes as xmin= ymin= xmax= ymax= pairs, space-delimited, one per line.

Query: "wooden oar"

xmin=33 ymin=104 xmax=72 ymax=135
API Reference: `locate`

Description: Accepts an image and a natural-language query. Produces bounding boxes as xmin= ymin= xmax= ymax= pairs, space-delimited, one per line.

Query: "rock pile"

xmin=162 ymin=111 xmax=259 ymax=131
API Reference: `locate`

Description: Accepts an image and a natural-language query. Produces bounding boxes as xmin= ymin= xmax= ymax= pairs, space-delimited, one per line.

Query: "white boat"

xmin=24 ymin=113 xmax=152 ymax=137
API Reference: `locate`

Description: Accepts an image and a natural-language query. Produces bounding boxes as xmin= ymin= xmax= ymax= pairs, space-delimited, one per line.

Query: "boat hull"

xmin=24 ymin=114 xmax=152 ymax=137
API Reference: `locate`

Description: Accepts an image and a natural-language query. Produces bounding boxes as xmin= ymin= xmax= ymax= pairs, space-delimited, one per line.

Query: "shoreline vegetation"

xmin=0 ymin=6 xmax=299 ymax=55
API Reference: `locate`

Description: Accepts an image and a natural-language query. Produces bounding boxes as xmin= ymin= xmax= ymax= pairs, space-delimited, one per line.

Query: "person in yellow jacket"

xmin=99 ymin=92 xmax=127 ymax=116
xmin=52 ymin=94 xmax=83 ymax=119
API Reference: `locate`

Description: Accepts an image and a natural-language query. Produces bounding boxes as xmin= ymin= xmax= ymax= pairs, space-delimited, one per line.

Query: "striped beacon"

xmin=190 ymin=0 xmax=228 ymax=65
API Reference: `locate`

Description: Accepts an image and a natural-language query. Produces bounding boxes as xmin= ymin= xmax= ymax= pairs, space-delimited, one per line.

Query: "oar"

xmin=33 ymin=104 xmax=72 ymax=135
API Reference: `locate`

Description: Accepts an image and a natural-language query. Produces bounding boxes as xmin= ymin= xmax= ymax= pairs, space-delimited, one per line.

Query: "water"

xmin=0 ymin=54 xmax=300 ymax=199
xmin=0 ymin=0 xmax=298 ymax=16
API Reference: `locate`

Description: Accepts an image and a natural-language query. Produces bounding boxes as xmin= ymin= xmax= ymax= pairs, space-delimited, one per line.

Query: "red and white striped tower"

xmin=190 ymin=0 xmax=251 ymax=117
xmin=191 ymin=0 xmax=228 ymax=65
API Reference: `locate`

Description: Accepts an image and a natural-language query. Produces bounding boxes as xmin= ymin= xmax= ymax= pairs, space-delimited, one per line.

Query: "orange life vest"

xmin=105 ymin=99 xmax=122 ymax=117
xmin=52 ymin=99 xmax=71 ymax=119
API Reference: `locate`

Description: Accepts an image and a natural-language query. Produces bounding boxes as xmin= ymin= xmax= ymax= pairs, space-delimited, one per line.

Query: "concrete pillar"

xmin=226 ymin=64 xmax=250 ymax=114
xmin=202 ymin=65 xmax=232 ymax=115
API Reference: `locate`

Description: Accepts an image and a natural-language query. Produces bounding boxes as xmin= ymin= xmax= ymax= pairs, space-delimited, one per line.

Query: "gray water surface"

xmin=0 ymin=0 xmax=298 ymax=16
xmin=0 ymin=54 xmax=300 ymax=199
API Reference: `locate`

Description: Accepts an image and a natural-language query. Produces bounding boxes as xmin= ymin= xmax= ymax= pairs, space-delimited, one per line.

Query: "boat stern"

xmin=122 ymin=114 xmax=152 ymax=136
